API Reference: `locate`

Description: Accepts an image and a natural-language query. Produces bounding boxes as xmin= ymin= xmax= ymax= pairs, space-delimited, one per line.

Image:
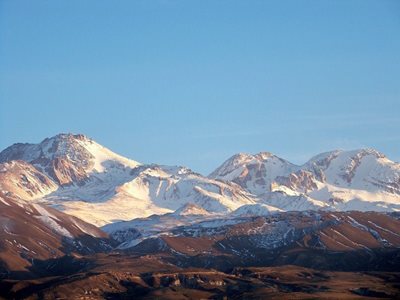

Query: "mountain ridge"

xmin=1 ymin=133 xmax=399 ymax=226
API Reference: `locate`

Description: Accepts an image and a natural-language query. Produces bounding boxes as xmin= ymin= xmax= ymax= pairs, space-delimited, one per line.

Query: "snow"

xmin=305 ymin=149 xmax=399 ymax=192
xmin=260 ymin=192 xmax=329 ymax=211
xmin=50 ymin=163 xmax=257 ymax=226
xmin=173 ymin=203 xmax=211 ymax=216
xmin=32 ymin=204 xmax=72 ymax=238
xmin=80 ymin=138 xmax=140 ymax=173
xmin=71 ymin=219 xmax=102 ymax=237
xmin=193 ymin=218 xmax=245 ymax=228
xmin=330 ymin=228 xmax=370 ymax=250
xmin=346 ymin=216 xmax=371 ymax=233
xmin=231 ymin=203 xmax=282 ymax=217
xmin=0 ymin=197 xmax=11 ymax=206
xmin=367 ymin=221 xmax=400 ymax=237
xmin=33 ymin=203 xmax=60 ymax=221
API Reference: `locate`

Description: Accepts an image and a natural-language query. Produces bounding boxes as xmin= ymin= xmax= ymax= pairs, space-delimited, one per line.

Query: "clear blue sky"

xmin=1 ymin=0 xmax=399 ymax=174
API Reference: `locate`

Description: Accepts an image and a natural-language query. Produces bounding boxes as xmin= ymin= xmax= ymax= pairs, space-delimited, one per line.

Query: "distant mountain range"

xmin=1 ymin=133 xmax=400 ymax=298
xmin=1 ymin=133 xmax=399 ymax=227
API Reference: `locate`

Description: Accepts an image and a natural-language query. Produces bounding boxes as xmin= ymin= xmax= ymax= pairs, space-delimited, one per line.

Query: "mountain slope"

xmin=128 ymin=211 xmax=400 ymax=271
xmin=0 ymin=193 xmax=111 ymax=277
xmin=43 ymin=164 xmax=258 ymax=226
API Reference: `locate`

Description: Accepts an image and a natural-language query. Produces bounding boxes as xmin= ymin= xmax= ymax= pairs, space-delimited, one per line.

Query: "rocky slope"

xmin=0 ymin=193 xmax=112 ymax=278
xmin=126 ymin=211 xmax=400 ymax=271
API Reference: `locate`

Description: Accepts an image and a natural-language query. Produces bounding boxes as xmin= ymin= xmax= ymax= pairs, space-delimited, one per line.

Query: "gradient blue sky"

xmin=1 ymin=0 xmax=399 ymax=174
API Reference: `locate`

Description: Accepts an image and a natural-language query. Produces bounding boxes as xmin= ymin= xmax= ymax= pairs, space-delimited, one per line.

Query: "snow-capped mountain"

xmin=305 ymin=149 xmax=400 ymax=193
xmin=0 ymin=134 xmax=256 ymax=226
xmin=210 ymin=149 xmax=400 ymax=212
xmin=1 ymin=133 xmax=399 ymax=228
xmin=209 ymin=152 xmax=297 ymax=195
xmin=0 ymin=133 xmax=139 ymax=187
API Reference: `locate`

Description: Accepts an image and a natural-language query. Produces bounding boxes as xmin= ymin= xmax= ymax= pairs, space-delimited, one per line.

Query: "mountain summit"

xmin=0 ymin=133 xmax=139 ymax=186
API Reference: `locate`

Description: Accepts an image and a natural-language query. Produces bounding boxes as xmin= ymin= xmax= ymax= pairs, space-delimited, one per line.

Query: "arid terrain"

xmin=1 ymin=254 xmax=400 ymax=299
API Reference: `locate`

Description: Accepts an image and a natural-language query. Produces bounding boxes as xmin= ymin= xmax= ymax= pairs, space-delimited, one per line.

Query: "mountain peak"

xmin=310 ymin=147 xmax=384 ymax=159
xmin=354 ymin=148 xmax=386 ymax=159
xmin=173 ymin=203 xmax=211 ymax=216
xmin=0 ymin=133 xmax=140 ymax=186
xmin=42 ymin=132 xmax=90 ymax=143
xmin=305 ymin=148 xmax=387 ymax=169
xmin=209 ymin=151 xmax=295 ymax=188
xmin=255 ymin=151 xmax=274 ymax=160
xmin=228 ymin=151 xmax=276 ymax=162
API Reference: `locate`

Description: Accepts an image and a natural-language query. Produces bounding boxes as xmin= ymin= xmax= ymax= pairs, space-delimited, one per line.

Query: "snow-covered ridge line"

xmin=0 ymin=133 xmax=399 ymax=226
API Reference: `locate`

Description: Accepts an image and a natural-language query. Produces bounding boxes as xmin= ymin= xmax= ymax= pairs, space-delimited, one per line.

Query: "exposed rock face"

xmin=0 ymin=160 xmax=57 ymax=200
xmin=0 ymin=134 xmax=96 ymax=186
xmin=48 ymin=156 xmax=89 ymax=186
xmin=273 ymin=170 xmax=319 ymax=193
xmin=110 ymin=228 xmax=141 ymax=243
xmin=209 ymin=152 xmax=297 ymax=195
